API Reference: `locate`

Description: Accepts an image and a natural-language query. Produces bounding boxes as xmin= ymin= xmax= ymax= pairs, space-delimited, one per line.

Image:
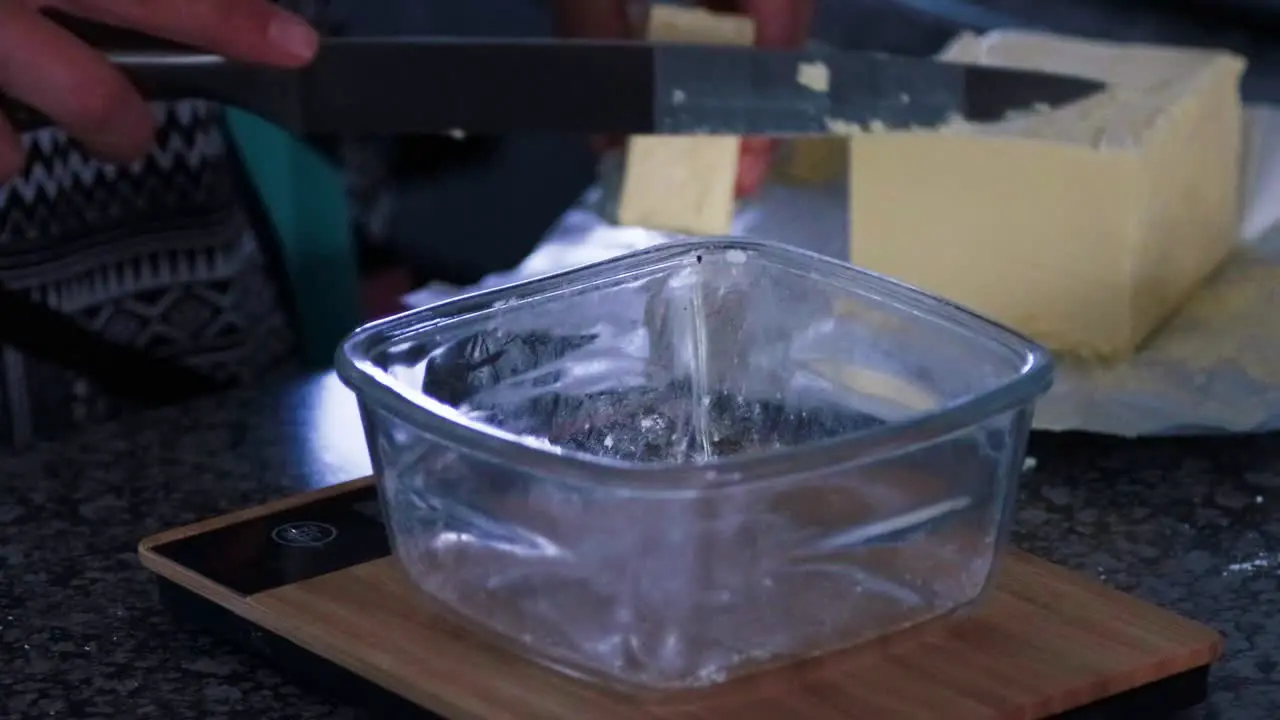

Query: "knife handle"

xmin=1 ymin=51 xmax=291 ymax=133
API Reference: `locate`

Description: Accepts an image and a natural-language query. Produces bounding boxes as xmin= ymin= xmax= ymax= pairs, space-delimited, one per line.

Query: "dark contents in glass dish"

xmin=422 ymin=329 xmax=885 ymax=464
xmin=550 ymin=384 xmax=884 ymax=463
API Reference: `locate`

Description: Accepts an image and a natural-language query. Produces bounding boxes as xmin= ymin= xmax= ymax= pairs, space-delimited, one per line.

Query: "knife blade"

xmin=2 ymin=36 xmax=1104 ymax=136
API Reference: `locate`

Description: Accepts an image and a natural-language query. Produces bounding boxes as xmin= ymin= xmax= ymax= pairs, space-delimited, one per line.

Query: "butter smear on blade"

xmin=796 ymin=61 xmax=830 ymax=93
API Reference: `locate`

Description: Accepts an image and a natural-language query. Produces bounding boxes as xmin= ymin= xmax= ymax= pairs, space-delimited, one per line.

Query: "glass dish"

xmin=335 ymin=237 xmax=1053 ymax=692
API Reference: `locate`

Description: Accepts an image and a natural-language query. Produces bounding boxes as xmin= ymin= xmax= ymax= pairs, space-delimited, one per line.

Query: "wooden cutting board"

xmin=139 ymin=477 xmax=1223 ymax=719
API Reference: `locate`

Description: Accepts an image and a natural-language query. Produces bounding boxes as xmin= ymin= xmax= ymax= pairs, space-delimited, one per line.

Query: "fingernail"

xmin=269 ymin=13 xmax=319 ymax=61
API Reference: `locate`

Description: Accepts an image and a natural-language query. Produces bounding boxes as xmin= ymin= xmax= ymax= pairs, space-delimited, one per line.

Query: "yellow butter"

xmin=848 ymin=30 xmax=1246 ymax=359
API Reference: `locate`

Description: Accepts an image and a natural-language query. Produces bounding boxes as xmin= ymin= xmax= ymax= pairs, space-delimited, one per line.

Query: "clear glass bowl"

xmin=335 ymin=238 xmax=1053 ymax=692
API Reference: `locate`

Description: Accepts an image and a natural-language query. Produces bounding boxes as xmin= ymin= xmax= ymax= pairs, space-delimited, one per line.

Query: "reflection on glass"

xmin=299 ymin=371 xmax=373 ymax=489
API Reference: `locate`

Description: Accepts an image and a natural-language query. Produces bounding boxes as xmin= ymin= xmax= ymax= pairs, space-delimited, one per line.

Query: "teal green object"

xmin=226 ymin=110 xmax=360 ymax=368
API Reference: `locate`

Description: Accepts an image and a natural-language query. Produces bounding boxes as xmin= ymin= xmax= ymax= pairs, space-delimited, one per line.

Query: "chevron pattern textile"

xmin=0 ymin=100 xmax=296 ymax=450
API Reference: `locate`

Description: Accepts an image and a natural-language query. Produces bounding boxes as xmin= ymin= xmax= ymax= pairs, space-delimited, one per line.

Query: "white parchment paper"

xmin=403 ymin=106 xmax=1280 ymax=437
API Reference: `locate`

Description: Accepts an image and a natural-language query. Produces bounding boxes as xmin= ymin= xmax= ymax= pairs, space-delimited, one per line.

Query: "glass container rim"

xmin=335 ymin=237 xmax=1054 ymax=495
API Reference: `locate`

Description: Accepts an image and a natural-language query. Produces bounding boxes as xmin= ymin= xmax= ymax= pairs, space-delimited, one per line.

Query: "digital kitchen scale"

xmin=139 ymin=477 xmax=1224 ymax=719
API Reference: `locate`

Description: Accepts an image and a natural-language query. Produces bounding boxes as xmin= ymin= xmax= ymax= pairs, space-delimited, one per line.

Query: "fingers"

xmin=0 ymin=2 xmax=154 ymax=163
xmin=45 ymin=0 xmax=318 ymax=67
xmin=0 ymin=0 xmax=317 ymax=173
xmin=736 ymin=0 xmax=815 ymax=48
xmin=549 ymin=0 xmax=632 ymax=40
xmin=0 ymin=111 xmax=24 ymax=183
xmin=551 ymin=1 xmax=632 ymax=156
xmin=737 ymin=137 xmax=773 ymax=197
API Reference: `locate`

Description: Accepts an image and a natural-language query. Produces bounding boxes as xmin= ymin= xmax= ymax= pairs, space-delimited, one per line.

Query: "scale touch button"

xmin=152 ymin=484 xmax=392 ymax=594
xmin=271 ymin=521 xmax=339 ymax=548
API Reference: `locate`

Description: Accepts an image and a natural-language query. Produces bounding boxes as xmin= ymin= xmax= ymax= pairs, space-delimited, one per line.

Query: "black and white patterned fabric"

xmin=0 ymin=0 xmax=593 ymax=449
xmin=0 ymin=100 xmax=296 ymax=449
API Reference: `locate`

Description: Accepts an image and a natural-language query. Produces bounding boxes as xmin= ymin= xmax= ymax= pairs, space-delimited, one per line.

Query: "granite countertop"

xmin=0 ymin=370 xmax=1275 ymax=718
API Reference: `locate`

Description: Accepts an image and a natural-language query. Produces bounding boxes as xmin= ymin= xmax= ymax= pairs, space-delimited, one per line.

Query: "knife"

xmin=1 ymin=36 xmax=1104 ymax=136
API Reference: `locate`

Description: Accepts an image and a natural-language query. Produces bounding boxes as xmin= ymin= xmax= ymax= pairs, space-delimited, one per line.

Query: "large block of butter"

xmin=849 ymin=31 xmax=1246 ymax=359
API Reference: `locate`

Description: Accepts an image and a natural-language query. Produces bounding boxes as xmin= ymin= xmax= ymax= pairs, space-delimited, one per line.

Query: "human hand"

xmin=552 ymin=0 xmax=816 ymax=198
xmin=0 ymin=0 xmax=320 ymax=183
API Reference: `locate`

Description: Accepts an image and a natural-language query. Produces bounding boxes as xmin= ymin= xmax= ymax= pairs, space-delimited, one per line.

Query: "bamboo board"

xmin=140 ymin=477 xmax=1223 ymax=719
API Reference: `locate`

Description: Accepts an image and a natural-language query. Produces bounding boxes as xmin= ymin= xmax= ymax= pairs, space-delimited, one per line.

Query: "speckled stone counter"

xmin=0 ymin=370 xmax=1277 ymax=719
